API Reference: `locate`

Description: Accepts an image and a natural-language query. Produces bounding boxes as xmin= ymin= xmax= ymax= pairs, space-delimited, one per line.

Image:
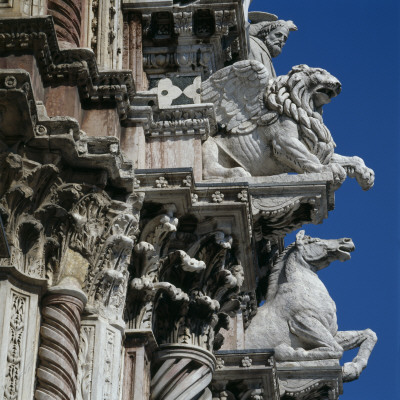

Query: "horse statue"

xmin=245 ymin=230 xmax=377 ymax=382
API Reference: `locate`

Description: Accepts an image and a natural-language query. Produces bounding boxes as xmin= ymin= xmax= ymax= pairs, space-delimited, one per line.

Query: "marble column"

xmin=47 ymin=0 xmax=82 ymax=48
xmin=35 ymin=282 xmax=87 ymax=400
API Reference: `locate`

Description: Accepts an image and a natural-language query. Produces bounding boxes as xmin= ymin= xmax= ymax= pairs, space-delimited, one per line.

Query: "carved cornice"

xmin=0 ymin=16 xmax=152 ymax=125
xmin=277 ymin=364 xmax=343 ymax=400
xmin=0 ymin=71 xmax=142 ymax=321
xmin=134 ymin=168 xmax=255 ymax=291
xmin=0 ymin=69 xmax=135 ymax=190
xmin=212 ymin=349 xmax=280 ymax=400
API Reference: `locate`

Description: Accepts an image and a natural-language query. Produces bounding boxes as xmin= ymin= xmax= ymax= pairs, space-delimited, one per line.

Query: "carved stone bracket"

xmin=212 ymin=349 xmax=280 ymax=400
xmin=0 ymin=70 xmax=135 ymax=190
xmin=218 ymin=173 xmax=335 ymax=240
xmin=277 ymin=362 xmax=343 ymax=400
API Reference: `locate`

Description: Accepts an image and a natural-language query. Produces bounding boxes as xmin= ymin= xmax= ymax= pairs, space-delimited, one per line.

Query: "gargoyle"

xmin=201 ymin=60 xmax=374 ymax=190
xmin=244 ymin=231 xmax=377 ymax=382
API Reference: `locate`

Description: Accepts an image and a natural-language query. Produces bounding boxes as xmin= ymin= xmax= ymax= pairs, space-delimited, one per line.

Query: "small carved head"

xmin=295 ymin=230 xmax=355 ymax=270
xmin=249 ymin=20 xmax=297 ymax=57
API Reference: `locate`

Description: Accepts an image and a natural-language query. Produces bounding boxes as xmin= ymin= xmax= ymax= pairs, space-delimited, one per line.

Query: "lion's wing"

xmin=202 ymin=60 xmax=270 ymax=135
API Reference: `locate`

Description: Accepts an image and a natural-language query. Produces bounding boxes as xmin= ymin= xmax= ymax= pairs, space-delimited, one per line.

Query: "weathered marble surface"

xmin=245 ymin=231 xmax=377 ymax=382
xmin=248 ymin=12 xmax=297 ymax=77
xmin=202 ymin=60 xmax=375 ymax=191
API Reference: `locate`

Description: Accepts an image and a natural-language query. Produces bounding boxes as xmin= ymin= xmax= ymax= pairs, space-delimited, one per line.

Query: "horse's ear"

xmin=296 ymin=230 xmax=305 ymax=242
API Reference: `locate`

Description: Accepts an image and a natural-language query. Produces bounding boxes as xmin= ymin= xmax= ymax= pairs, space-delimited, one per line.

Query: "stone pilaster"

xmin=121 ymin=330 xmax=156 ymax=400
xmin=123 ymin=13 xmax=148 ymax=90
xmin=0 ymin=269 xmax=45 ymax=400
xmin=76 ymin=316 xmax=124 ymax=400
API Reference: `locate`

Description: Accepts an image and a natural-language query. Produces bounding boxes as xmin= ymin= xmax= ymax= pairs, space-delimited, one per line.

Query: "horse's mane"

xmin=266 ymin=242 xmax=297 ymax=302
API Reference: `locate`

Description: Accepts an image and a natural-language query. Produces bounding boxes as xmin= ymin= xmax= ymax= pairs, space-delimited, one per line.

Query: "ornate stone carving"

xmin=148 ymin=103 xmax=216 ymax=138
xmin=202 ymin=60 xmax=375 ymax=191
xmin=245 ymin=231 xmax=377 ymax=382
xmin=248 ymin=12 xmax=297 ymax=77
xmin=0 ymin=17 xmax=150 ymax=125
xmin=123 ymin=197 xmax=245 ymax=399
xmin=214 ymin=9 xmax=236 ymax=36
xmin=173 ymin=11 xmax=193 ymax=35
xmin=212 ymin=350 xmax=280 ymax=400
xmin=3 ymin=292 xmax=27 ymax=400
xmin=76 ymin=325 xmax=95 ymax=399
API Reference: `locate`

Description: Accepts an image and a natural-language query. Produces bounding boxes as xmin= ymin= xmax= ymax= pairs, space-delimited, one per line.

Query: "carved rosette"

xmin=35 ymin=291 xmax=86 ymax=399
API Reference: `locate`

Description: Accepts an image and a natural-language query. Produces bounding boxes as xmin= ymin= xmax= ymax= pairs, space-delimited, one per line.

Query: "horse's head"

xmin=295 ymin=230 xmax=355 ymax=270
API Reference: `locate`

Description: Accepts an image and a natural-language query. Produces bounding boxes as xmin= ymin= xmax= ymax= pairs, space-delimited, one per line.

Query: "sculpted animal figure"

xmin=202 ymin=60 xmax=374 ymax=190
xmin=244 ymin=231 xmax=377 ymax=382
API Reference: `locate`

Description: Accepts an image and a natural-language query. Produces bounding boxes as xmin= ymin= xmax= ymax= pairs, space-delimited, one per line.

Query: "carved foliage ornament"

xmin=0 ymin=152 xmax=139 ymax=319
xmin=125 ymin=205 xmax=243 ymax=351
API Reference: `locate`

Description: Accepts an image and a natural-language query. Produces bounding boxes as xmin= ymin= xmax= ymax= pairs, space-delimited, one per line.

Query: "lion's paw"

xmin=356 ymin=166 xmax=375 ymax=190
xmin=226 ymin=167 xmax=252 ymax=178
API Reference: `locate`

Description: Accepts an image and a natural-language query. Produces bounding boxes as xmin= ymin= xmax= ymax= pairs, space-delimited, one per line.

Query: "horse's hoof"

xmin=342 ymin=362 xmax=362 ymax=382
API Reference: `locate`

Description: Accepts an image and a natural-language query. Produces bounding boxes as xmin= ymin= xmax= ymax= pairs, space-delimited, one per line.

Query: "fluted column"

xmin=35 ymin=283 xmax=87 ymax=400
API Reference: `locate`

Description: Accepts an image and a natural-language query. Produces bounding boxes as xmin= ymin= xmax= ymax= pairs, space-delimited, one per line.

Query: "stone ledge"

xmin=0 ymin=69 xmax=136 ymax=191
xmin=277 ymin=361 xmax=343 ymax=400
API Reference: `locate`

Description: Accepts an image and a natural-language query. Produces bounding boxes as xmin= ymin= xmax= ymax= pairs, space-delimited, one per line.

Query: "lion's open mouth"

xmin=316 ymin=88 xmax=336 ymax=98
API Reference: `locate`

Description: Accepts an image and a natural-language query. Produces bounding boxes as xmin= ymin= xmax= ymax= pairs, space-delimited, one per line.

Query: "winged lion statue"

xmin=201 ymin=60 xmax=374 ymax=190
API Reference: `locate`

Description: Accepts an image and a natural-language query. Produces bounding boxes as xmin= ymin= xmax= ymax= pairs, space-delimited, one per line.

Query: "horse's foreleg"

xmin=335 ymin=329 xmax=377 ymax=382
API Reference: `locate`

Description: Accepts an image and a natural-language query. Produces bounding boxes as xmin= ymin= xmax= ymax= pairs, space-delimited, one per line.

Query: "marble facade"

xmin=0 ymin=1 xmax=376 ymax=399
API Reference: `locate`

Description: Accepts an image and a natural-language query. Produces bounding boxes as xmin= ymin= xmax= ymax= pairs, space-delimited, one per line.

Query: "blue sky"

xmin=249 ymin=0 xmax=399 ymax=398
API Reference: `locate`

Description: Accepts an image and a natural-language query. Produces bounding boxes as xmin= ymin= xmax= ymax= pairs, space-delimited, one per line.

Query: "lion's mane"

xmin=262 ymin=64 xmax=336 ymax=164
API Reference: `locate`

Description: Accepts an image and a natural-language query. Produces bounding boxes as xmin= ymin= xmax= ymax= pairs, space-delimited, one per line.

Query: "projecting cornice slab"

xmin=0 ymin=69 xmax=136 ymax=191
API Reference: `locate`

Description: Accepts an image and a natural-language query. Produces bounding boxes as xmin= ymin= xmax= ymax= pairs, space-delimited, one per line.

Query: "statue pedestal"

xmin=212 ymin=349 xmax=279 ymax=400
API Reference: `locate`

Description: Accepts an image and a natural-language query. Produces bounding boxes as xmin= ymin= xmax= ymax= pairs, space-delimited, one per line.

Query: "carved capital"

xmin=125 ymin=204 xmax=243 ymax=353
